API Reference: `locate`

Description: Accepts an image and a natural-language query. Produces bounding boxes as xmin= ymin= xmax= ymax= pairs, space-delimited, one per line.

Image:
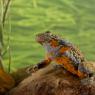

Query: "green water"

xmin=3 ymin=0 xmax=95 ymax=71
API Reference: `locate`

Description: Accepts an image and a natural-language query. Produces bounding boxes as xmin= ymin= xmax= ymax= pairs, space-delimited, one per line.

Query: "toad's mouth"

xmin=36 ymin=36 xmax=45 ymax=44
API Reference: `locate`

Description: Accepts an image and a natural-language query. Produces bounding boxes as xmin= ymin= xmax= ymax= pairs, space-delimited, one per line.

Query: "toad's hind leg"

xmin=77 ymin=70 xmax=88 ymax=79
xmin=77 ymin=63 xmax=88 ymax=78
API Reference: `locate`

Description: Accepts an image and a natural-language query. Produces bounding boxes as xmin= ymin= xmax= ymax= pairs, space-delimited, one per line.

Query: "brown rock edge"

xmin=7 ymin=64 xmax=95 ymax=95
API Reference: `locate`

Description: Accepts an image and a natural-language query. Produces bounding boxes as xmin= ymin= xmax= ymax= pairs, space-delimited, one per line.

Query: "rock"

xmin=0 ymin=69 xmax=15 ymax=95
xmin=11 ymin=66 xmax=32 ymax=85
xmin=8 ymin=64 xmax=95 ymax=95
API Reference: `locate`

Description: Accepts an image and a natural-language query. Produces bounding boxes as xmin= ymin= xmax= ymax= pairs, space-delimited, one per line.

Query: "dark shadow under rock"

xmin=8 ymin=64 xmax=95 ymax=95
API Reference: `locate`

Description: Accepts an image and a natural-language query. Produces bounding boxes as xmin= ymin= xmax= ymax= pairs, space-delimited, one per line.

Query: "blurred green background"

xmin=3 ymin=0 xmax=95 ymax=71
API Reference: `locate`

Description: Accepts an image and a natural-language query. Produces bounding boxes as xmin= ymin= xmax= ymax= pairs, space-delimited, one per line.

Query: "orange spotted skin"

xmin=46 ymin=48 xmax=87 ymax=78
xmin=36 ymin=32 xmax=89 ymax=78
